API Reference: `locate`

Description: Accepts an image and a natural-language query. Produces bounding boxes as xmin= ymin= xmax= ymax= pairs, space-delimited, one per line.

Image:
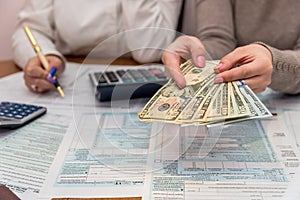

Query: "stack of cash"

xmin=138 ymin=60 xmax=272 ymax=125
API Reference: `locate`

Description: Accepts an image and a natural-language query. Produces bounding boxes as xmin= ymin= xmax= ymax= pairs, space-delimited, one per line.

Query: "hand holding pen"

xmin=22 ymin=25 xmax=65 ymax=97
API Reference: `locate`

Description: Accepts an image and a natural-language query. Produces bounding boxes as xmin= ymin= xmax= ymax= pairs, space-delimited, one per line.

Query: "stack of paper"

xmin=138 ymin=60 xmax=272 ymax=125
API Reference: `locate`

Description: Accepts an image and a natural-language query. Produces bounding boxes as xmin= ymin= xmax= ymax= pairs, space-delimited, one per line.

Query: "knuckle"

xmin=220 ymin=57 xmax=231 ymax=66
xmin=240 ymin=68 xmax=250 ymax=77
xmin=235 ymin=46 xmax=246 ymax=53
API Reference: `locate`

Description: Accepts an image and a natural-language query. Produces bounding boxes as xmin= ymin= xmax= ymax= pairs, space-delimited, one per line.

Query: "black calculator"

xmin=89 ymin=66 xmax=169 ymax=101
xmin=0 ymin=102 xmax=47 ymax=129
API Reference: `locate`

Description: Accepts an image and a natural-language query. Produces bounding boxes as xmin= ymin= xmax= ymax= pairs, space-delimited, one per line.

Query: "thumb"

xmin=162 ymin=50 xmax=186 ymax=89
xmin=183 ymin=36 xmax=206 ymax=68
xmin=47 ymin=55 xmax=65 ymax=75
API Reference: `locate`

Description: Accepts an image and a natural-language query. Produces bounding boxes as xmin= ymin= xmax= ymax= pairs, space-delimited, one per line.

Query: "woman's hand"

xmin=162 ymin=35 xmax=206 ymax=88
xmin=23 ymin=55 xmax=64 ymax=93
xmin=214 ymin=44 xmax=273 ymax=93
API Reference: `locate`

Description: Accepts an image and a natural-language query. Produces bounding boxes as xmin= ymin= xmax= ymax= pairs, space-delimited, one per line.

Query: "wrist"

xmin=253 ymin=41 xmax=273 ymax=62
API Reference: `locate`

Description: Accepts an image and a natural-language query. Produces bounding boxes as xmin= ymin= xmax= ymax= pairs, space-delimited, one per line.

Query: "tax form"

xmin=143 ymin=119 xmax=300 ymax=200
xmin=0 ymin=113 xmax=70 ymax=199
xmin=141 ymin=89 xmax=300 ymax=200
xmin=39 ymin=111 xmax=153 ymax=199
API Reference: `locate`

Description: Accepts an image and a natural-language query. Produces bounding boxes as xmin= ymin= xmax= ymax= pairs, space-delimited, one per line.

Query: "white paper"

xmin=39 ymin=110 xmax=153 ymax=199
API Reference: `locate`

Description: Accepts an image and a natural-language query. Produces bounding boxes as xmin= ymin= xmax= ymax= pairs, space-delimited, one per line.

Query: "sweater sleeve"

xmin=11 ymin=0 xmax=65 ymax=69
xmin=195 ymin=0 xmax=236 ymax=60
xmin=121 ymin=0 xmax=182 ymax=63
xmin=256 ymin=41 xmax=300 ymax=94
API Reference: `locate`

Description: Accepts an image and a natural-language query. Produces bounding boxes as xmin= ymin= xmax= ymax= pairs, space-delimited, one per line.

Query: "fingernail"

xmin=197 ymin=56 xmax=205 ymax=68
xmin=178 ymin=79 xmax=186 ymax=89
xmin=214 ymin=63 xmax=224 ymax=73
xmin=214 ymin=76 xmax=224 ymax=84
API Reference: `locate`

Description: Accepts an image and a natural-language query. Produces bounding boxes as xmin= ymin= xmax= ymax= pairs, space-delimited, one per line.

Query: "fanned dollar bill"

xmin=138 ymin=60 xmax=272 ymax=125
xmin=138 ymin=60 xmax=217 ymax=123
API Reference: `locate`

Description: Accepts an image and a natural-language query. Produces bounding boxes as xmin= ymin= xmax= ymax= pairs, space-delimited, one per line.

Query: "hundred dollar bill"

xmin=234 ymin=81 xmax=272 ymax=119
xmin=229 ymin=81 xmax=251 ymax=118
xmin=201 ymin=83 xmax=229 ymax=122
xmin=192 ymin=82 xmax=252 ymax=125
xmin=206 ymin=81 xmax=273 ymax=125
xmin=191 ymin=83 xmax=222 ymax=122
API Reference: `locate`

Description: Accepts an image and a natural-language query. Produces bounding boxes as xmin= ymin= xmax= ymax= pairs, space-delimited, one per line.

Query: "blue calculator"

xmin=0 ymin=101 xmax=47 ymax=129
xmin=89 ymin=66 xmax=168 ymax=101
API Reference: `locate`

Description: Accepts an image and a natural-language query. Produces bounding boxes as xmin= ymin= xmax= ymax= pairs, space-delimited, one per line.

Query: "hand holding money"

xmin=138 ymin=60 xmax=272 ymax=125
xmin=162 ymin=35 xmax=206 ymax=89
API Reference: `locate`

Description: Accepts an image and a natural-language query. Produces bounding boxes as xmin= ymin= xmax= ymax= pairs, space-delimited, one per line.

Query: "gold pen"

xmin=23 ymin=25 xmax=49 ymax=70
xmin=23 ymin=25 xmax=65 ymax=97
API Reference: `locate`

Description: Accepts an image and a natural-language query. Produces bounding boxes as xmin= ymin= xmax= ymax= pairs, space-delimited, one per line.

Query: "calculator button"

xmin=138 ymin=69 xmax=152 ymax=77
xmin=5 ymin=113 xmax=14 ymax=118
xmin=149 ymin=68 xmax=163 ymax=75
xmin=155 ymin=74 xmax=167 ymax=79
xmin=121 ymin=75 xmax=133 ymax=82
xmin=138 ymin=69 xmax=158 ymax=81
xmin=20 ymin=112 xmax=28 ymax=116
xmin=95 ymin=72 xmax=107 ymax=84
xmin=116 ymin=70 xmax=126 ymax=77
xmin=128 ymin=70 xmax=145 ymax=82
xmin=29 ymin=106 xmax=38 ymax=111
xmin=99 ymin=77 xmax=107 ymax=84
xmin=116 ymin=70 xmax=132 ymax=83
xmin=25 ymin=109 xmax=33 ymax=114
xmin=14 ymin=115 xmax=24 ymax=119
xmin=105 ymin=72 xmax=119 ymax=82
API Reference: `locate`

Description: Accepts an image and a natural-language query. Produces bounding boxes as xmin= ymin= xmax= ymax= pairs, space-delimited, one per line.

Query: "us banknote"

xmin=138 ymin=60 xmax=272 ymax=125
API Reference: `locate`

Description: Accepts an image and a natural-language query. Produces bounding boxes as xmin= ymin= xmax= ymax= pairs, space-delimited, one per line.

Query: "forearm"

xmin=264 ymin=44 xmax=300 ymax=94
xmin=11 ymin=0 xmax=64 ymax=68
xmin=201 ymin=38 xmax=236 ymax=60
xmin=12 ymin=28 xmax=64 ymax=69
xmin=196 ymin=0 xmax=236 ymax=59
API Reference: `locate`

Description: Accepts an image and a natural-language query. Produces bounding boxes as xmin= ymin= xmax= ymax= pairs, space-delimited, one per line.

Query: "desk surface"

xmin=0 ymin=60 xmax=21 ymax=78
xmin=0 ymin=58 xmax=141 ymax=200
xmin=0 ymin=57 xmax=139 ymax=78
